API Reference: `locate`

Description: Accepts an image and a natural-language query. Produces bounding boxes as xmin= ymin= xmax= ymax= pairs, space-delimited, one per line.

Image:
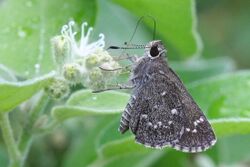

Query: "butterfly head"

xmin=146 ymin=40 xmax=167 ymax=59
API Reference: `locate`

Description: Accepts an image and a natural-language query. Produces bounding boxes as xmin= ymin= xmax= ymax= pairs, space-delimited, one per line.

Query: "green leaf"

xmin=90 ymin=152 xmax=162 ymax=167
xmin=63 ymin=116 xmax=116 ymax=167
xmin=171 ymin=57 xmax=235 ymax=84
xmin=52 ymin=90 xmax=129 ymax=122
xmin=189 ymin=71 xmax=250 ymax=118
xmin=112 ymin=0 xmax=202 ymax=58
xmin=211 ymin=118 xmax=250 ymax=137
xmin=217 ymin=135 xmax=250 ymax=165
xmin=0 ymin=0 xmax=96 ymax=77
xmin=98 ymin=137 xmax=150 ymax=159
xmin=0 ymin=72 xmax=55 ymax=112
xmin=0 ymin=64 xmax=17 ymax=82
xmin=152 ymin=150 xmax=190 ymax=167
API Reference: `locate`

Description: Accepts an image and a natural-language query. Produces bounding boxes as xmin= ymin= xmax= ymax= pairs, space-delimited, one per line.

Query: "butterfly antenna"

xmin=127 ymin=15 xmax=157 ymax=44
xmin=106 ymin=15 xmax=156 ymax=50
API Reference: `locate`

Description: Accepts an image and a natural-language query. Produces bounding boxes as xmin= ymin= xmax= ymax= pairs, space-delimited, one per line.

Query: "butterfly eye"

xmin=150 ymin=45 xmax=159 ymax=57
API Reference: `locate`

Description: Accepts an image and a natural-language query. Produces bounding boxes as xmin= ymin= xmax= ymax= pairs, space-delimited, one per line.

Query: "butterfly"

xmin=119 ymin=40 xmax=216 ymax=153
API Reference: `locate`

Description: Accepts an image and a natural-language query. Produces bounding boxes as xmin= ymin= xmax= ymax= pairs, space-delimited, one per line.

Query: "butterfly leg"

xmin=99 ymin=64 xmax=132 ymax=73
xmin=92 ymin=84 xmax=134 ymax=93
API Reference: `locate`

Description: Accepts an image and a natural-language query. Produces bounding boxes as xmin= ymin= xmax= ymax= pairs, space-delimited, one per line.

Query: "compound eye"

xmin=150 ymin=45 xmax=159 ymax=57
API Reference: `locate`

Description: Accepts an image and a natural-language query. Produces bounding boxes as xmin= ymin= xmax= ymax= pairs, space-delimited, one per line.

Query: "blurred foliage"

xmin=0 ymin=0 xmax=250 ymax=167
xmin=197 ymin=0 xmax=250 ymax=69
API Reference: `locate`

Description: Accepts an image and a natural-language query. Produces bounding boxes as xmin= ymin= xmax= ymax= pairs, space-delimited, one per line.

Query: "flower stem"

xmin=18 ymin=91 xmax=51 ymax=166
xmin=0 ymin=112 xmax=21 ymax=167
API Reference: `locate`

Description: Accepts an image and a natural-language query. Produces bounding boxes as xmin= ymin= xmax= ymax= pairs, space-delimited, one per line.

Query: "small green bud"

xmin=85 ymin=54 xmax=100 ymax=69
xmin=51 ymin=35 xmax=71 ymax=69
xmin=45 ymin=77 xmax=70 ymax=99
xmin=89 ymin=67 xmax=103 ymax=81
xmin=85 ymin=67 xmax=105 ymax=90
xmin=80 ymin=49 xmax=121 ymax=90
xmin=63 ymin=63 xmax=83 ymax=84
xmin=85 ymin=49 xmax=114 ymax=69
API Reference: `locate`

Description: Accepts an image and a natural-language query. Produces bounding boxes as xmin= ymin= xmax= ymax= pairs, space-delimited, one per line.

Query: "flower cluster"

xmin=46 ymin=20 xmax=120 ymax=99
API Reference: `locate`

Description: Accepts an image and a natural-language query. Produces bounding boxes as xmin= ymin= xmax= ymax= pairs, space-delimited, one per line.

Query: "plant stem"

xmin=18 ymin=91 xmax=51 ymax=166
xmin=0 ymin=112 xmax=21 ymax=167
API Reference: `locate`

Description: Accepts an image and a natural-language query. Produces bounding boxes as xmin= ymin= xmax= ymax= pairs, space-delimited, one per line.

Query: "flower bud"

xmin=85 ymin=67 xmax=105 ymax=90
xmin=81 ymin=49 xmax=121 ymax=90
xmin=63 ymin=63 xmax=83 ymax=84
xmin=89 ymin=67 xmax=103 ymax=81
xmin=85 ymin=54 xmax=99 ymax=69
xmin=51 ymin=35 xmax=71 ymax=69
xmin=44 ymin=77 xmax=70 ymax=99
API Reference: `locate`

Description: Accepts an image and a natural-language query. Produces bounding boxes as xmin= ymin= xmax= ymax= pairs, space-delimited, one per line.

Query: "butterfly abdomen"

xmin=119 ymin=99 xmax=134 ymax=133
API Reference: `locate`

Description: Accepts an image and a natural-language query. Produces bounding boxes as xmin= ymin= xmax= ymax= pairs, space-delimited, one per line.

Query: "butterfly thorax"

xmin=131 ymin=55 xmax=168 ymax=89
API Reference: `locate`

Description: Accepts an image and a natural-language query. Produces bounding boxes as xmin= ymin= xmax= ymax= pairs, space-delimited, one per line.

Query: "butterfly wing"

xmin=127 ymin=58 xmax=216 ymax=153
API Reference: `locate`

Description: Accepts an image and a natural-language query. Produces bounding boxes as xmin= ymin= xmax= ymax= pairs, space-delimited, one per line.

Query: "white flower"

xmin=61 ymin=20 xmax=105 ymax=58
xmin=51 ymin=20 xmax=120 ymax=90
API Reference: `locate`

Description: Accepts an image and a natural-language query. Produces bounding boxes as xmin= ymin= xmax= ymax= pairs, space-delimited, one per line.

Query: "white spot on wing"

xmin=147 ymin=122 xmax=153 ymax=127
xmin=171 ymin=109 xmax=178 ymax=115
xmin=159 ymin=70 xmax=165 ymax=75
xmin=194 ymin=122 xmax=198 ymax=126
xmin=157 ymin=121 xmax=162 ymax=126
xmin=186 ymin=128 xmax=190 ymax=132
xmin=161 ymin=91 xmax=167 ymax=96
xmin=153 ymin=105 xmax=158 ymax=109
xmin=141 ymin=114 xmax=148 ymax=119
xmin=179 ymin=127 xmax=184 ymax=137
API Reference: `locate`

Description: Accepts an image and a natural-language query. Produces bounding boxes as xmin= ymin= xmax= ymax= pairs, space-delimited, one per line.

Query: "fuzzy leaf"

xmin=52 ymin=90 xmax=129 ymax=122
xmin=189 ymin=71 xmax=250 ymax=118
xmin=0 ymin=64 xmax=17 ymax=82
xmin=0 ymin=72 xmax=55 ymax=112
